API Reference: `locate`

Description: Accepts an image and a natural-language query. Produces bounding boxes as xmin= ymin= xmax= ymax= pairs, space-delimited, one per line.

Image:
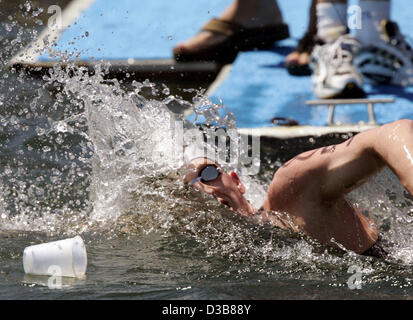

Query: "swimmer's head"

xmin=183 ymin=157 xmax=256 ymax=215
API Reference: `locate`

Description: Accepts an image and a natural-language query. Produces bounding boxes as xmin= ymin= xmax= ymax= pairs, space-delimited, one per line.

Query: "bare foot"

xmin=285 ymin=52 xmax=310 ymax=67
xmin=285 ymin=51 xmax=300 ymax=66
xmin=174 ymin=31 xmax=228 ymax=56
xmin=174 ymin=0 xmax=283 ymax=56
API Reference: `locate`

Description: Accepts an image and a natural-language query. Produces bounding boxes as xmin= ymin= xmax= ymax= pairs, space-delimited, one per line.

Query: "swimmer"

xmin=183 ymin=119 xmax=413 ymax=259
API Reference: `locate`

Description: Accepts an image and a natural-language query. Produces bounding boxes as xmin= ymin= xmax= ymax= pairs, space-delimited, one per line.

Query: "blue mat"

xmin=209 ymin=0 xmax=413 ymax=127
xmin=40 ymin=0 xmax=232 ymax=61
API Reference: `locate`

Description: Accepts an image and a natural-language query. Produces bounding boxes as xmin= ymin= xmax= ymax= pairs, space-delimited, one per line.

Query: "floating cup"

xmin=23 ymin=236 xmax=87 ymax=278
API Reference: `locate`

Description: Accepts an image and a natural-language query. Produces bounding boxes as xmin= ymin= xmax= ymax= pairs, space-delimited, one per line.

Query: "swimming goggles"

xmin=191 ymin=164 xmax=222 ymax=185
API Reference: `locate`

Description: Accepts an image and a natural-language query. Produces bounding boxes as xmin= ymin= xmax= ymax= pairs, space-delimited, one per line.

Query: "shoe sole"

xmin=287 ymin=64 xmax=312 ymax=76
xmin=321 ymin=82 xmax=366 ymax=99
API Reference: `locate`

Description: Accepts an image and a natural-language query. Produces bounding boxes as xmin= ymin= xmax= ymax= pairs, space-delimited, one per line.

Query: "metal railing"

xmin=306 ymin=98 xmax=395 ymax=125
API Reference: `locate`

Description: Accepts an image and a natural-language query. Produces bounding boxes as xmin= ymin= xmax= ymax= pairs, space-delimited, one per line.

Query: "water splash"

xmin=0 ymin=56 xmax=411 ymax=272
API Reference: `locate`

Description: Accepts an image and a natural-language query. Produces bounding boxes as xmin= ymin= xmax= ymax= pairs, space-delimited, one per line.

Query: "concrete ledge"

xmin=237 ymin=124 xmax=378 ymax=139
xmin=9 ymin=59 xmax=223 ymax=81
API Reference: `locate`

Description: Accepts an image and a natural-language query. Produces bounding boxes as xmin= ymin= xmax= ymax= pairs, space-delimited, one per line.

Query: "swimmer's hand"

xmin=183 ymin=157 xmax=256 ymax=215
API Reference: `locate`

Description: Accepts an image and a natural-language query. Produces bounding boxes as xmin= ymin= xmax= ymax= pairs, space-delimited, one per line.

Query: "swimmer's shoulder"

xmin=268 ymin=165 xmax=315 ymax=205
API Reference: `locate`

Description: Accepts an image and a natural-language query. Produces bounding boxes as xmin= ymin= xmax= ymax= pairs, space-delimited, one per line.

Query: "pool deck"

xmin=10 ymin=59 xmax=221 ymax=82
xmin=8 ymin=0 xmax=413 ymax=139
xmin=8 ymin=0 xmax=229 ymax=81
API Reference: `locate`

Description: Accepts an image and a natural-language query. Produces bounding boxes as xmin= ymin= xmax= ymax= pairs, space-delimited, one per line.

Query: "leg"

xmin=316 ymin=0 xmax=348 ymax=43
xmin=355 ymin=0 xmax=391 ymax=45
xmin=286 ymin=0 xmax=348 ymax=75
xmin=173 ymin=0 xmax=284 ymax=58
xmin=285 ymin=0 xmax=317 ymax=73
xmin=310 ymin=0 xmax=367 ymax=98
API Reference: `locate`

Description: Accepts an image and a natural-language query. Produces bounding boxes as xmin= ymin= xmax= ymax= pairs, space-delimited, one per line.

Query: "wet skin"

xmin=184 ymin=158 xmax=256 ymax=216
xmin=184 ymin=120 xmax=413 ymax=254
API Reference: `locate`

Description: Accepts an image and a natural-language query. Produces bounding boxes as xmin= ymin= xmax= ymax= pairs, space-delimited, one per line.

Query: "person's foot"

xmin=354 ymin=20 xmax=413 ymax=86
xmin=285 ymin=30 xmax=316 ymax=76
xmin=174 ymin=0 xmax=283 ymax=58
xmin=173 ymin=30 xmax=229 ymax=57
xmin=285 ymin=51 xmax=310 ymax=67
xmin=285 ymin=51 xmax=312 ymax=76
xmin=311 ymin=34 xmax=365 ymax=99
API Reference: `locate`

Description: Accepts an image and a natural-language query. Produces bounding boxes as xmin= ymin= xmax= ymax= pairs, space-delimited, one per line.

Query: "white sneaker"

xmin=311 ymin=34 xmax=365 ymax=99
xmin=354 ymin=20 xmax=413 ymax=86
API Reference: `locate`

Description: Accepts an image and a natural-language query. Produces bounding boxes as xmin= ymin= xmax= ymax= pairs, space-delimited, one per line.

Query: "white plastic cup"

xmin=23 ymin=236 xmax=87 ymax=278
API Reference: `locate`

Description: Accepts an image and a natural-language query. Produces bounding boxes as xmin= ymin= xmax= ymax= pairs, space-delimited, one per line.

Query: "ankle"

xmin=220 ymin=0 xmax=283 ymax=28
xmin=316 ymin=2 xmax=347 ymax=43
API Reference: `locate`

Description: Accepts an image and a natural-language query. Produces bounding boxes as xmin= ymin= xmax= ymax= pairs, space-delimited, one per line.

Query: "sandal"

xmin=174 ymin=18 xmax=290 ymax=63
xmin=286 ymin=0 xmax=316 ymax=76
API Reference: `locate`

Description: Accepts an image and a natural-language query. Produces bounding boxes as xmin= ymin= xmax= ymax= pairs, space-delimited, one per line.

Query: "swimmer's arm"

xmin=249 ymin=209 xmax=301 ymax=232
xmin=263 ymin=127 xmax=383 ymax=207
xmin=265 ymin=121 xmax=407 ymax=204
xmin=315 ymin=119 xmax=413 ymax=199
xmin=371 ymin=119 xmax=413 ymax=195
